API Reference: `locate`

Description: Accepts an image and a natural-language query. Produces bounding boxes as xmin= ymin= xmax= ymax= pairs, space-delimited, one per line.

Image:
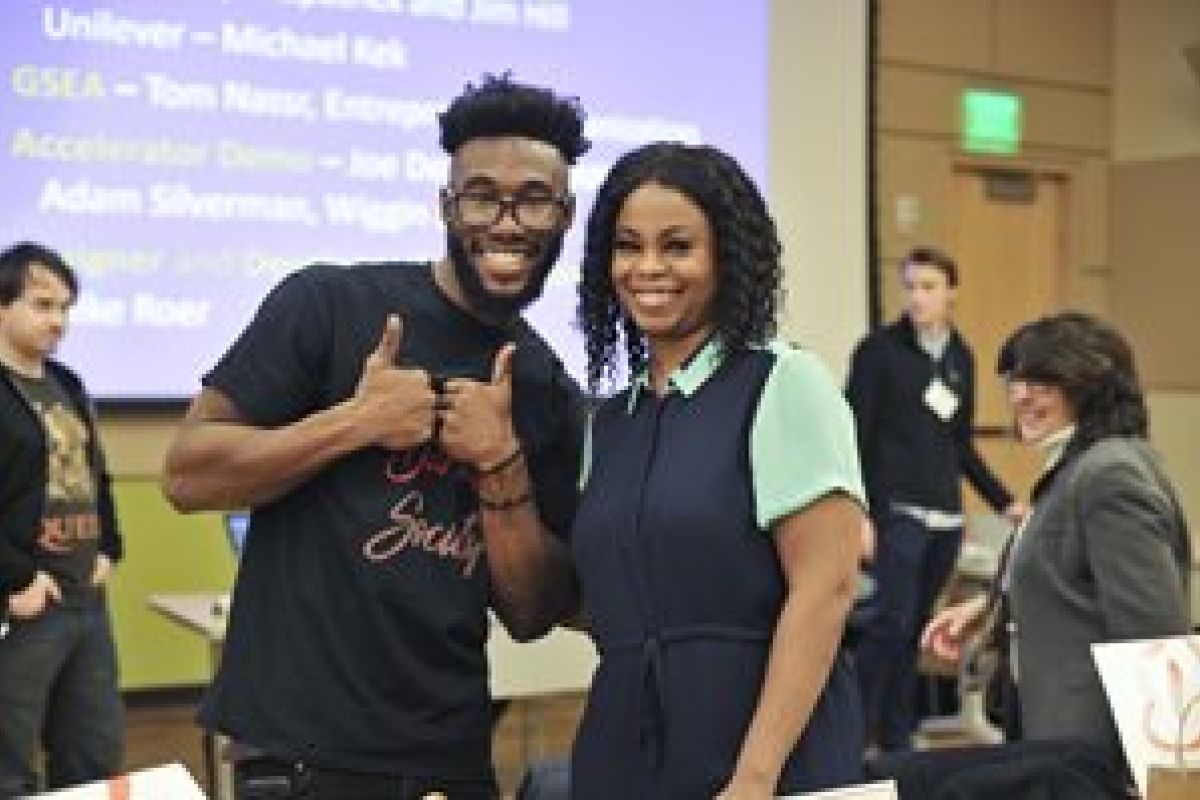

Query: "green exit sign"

xmin=961 ymin=89 xmax=1022 ymax=155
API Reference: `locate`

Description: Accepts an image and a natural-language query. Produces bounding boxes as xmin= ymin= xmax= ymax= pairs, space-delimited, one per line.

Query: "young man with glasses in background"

xmin=162 ymin=74 xmax=589 ymax=800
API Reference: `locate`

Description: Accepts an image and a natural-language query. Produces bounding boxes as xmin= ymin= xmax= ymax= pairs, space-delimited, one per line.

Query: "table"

xmin=148 ymin=592 xmax=598 ymax=799
xmin=147 ymin=595 xmax=232 ymax=800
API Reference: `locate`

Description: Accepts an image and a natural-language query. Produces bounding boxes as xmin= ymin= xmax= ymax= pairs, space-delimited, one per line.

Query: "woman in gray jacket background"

xmin=879 ymin=311 xmax=1191 ymax=798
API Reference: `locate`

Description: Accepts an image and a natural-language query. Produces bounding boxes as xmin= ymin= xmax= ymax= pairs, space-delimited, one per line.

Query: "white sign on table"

xmin=30 ymin=763 xmax=207 ymax=799
xmin=781 ymin=779 xmax=899 ymax=799
xmin=1092 ymin=635 xmax=1200 ymax=798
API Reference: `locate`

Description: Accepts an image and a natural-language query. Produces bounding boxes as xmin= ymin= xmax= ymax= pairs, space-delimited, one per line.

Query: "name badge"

xmin=923 ymin=378 xmax=960 ymax=421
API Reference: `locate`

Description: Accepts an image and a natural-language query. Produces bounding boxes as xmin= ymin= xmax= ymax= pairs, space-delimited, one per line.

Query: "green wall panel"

xmin=107 ymin=479 xmax=235 ymax=690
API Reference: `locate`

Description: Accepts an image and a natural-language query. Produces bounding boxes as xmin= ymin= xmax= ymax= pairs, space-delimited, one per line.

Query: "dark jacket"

xmin=872 ymin=738 xmax=1130 ymax=800
xmin=0 ymin=360 xmax=122 ymax=601
xmin=846 ymin=315 xmax=1011 ymax=516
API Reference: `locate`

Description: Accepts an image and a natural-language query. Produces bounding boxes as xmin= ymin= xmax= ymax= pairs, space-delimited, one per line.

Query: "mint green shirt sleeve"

xmin=750 ymin=343 xmax=867 ymax=531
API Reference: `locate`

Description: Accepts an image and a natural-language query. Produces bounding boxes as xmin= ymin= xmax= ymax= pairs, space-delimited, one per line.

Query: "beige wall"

xmin=1113 ymin=0 xmax=1200 ymax=161
xmin=1110 ymin=0 xmax=1200 ymax=390
xmin=1148 ymin=394 xmax=1200 ymax=538
xmin=1111 ymin=0 xmax=1200 ymax=581
xmin=876 ymin=0 xmax=1113 ymax=321
xmin=102 ymin=412 xmax=175 ymax=479
xmin=769 ymin=0 xmax=870 ymax=377
xmin=1110 ymin=155 xmax=1200 ymax=388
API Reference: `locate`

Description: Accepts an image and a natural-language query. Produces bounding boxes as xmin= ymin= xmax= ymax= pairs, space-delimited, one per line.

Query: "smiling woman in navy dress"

xmin=569 ymin=142 xmax=870 ymax=799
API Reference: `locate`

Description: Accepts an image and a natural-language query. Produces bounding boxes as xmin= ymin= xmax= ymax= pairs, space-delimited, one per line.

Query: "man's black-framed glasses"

xmin=448 ymin=189 xmax=571 ymax=231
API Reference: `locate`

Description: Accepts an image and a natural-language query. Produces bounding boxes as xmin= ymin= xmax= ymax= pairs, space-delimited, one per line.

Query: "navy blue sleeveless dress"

xmin=570 ymin=345 xmax=866 ymax=798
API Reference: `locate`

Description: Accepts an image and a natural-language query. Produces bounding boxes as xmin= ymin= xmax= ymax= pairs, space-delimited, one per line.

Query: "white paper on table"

xmin=1092 ymin=635 xmax=1200 ymax=799
xmin=780 ymin=779 xmax=899 ymax=799
xmin=30 ymin=762 xmax=207 ymax=799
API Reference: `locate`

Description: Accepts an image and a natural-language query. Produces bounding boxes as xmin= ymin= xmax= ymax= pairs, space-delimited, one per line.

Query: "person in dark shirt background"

xmin=0 ymin=242 xmax=125 ymax=796
xmin=847 ymin=246 xmax=1026 ymax=754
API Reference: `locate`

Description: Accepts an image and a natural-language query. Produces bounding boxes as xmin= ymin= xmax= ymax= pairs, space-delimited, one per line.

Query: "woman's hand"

xmin=921 ymin=594 xmax=988 ymax=663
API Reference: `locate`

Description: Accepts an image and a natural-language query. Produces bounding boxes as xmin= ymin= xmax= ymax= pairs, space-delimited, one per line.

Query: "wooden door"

xmin=949 ymin=167 xmax=1070 ymax=504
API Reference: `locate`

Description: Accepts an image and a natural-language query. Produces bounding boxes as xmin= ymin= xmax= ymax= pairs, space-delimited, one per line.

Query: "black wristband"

xmin=477 ymin=489 xmax=534 ymax=511
xmin=477 ymin=445 xmax=523 ymax=476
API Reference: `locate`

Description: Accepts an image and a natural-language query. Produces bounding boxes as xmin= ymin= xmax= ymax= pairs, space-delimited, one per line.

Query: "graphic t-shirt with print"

xmin=8 ymin=370 xmax=100 ymax=602
xmin=197 ymin=262 xmax=584 ymax=780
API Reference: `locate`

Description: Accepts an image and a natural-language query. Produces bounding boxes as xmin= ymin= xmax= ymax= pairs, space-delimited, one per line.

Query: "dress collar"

xmin=626 ymin=337 xmax=724 ymax=414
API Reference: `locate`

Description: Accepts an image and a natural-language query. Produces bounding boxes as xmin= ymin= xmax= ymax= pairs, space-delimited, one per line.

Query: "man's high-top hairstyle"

xmin=438 ymin=72 xmax=590 ymax=164
xmin=0 ymin=242 xmax=78 ymax=305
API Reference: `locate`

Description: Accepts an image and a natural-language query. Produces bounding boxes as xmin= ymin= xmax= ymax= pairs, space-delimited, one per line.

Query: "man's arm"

xmin=953 ymin=347 xmax=1018 ymax=515
xmin=475 ymin=454 xmax=578 ymax=640
xmin=163 ymin=388 xmax=369 ymax=511
xmin=162 ymin=315 xmax=436 ymax=512
xmin=438 ymin=345 xmax=579 ymax=640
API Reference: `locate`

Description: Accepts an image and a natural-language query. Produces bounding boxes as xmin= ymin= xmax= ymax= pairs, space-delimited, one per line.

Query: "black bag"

xmin=869 ymin=738 xmax=1130 ymax=800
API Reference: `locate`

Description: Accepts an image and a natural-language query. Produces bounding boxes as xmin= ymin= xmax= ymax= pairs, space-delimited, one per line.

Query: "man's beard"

xmin=446 ymin=230 xmax=564 ymax=325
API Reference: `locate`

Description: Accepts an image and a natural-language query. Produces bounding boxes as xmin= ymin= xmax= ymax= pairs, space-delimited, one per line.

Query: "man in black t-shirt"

xmin=162 ymin=74 xmax=589 ymax=799
xmin=0 ymin=243 xmax=125 ymax=796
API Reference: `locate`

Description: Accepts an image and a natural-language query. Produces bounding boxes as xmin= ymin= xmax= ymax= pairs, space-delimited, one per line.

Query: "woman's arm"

xmin=718 ymin=493 xmax=864 ymax=799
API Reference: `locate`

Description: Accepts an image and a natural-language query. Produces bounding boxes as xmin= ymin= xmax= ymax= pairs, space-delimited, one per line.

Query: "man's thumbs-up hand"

xmin=490 ymin=342 xmax=516 ymax=397
xmin=351 ymin=314 xmax=437 ymax=450
xmin=438 ymin=343 xmax=520 ymax=469
xmin=365 ymin=313 xmax=403 ymax=372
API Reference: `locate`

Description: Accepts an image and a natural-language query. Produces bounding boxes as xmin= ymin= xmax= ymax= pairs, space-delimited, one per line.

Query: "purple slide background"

xmin=0 ymin=1 xmax=766 ymax=399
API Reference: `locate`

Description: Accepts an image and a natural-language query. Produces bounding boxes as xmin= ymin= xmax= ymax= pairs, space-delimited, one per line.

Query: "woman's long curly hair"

xmin=577 ymin=143 xmax=783 ymax=391
xmin=997 ymin=311 xmax=1149 ymax=458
